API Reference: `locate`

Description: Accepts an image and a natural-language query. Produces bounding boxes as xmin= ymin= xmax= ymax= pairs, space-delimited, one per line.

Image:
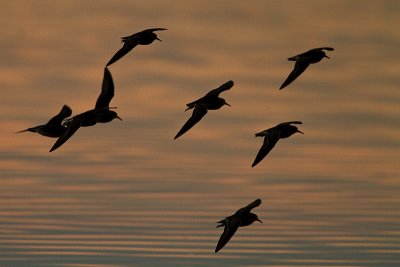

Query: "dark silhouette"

xmin=174 ymin=80 xmax=233 ymax=139
xmin=279 ymin=47 xmax=334 ymax=90
xmin=16 ymin=105 xmax=72 ymax=138
xmin=215 ymin=199 xmax=262 ymax=253
xmin=106 ymin=28 xmax=167 ymax=66
xmin=50 ymin=68 xmax=122 ymax=152
xmin=252 ymin=121 xmax=303 ymax=167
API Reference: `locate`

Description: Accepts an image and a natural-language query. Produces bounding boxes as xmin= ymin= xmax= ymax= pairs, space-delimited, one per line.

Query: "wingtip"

xmin=49 ymin=144 xmax=59 ymax=152
xmin=105 ymin=61 xmax=113 ymax=67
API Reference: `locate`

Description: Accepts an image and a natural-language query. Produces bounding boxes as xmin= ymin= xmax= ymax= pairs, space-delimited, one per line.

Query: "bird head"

xmin=223 ymin=99 xmax=231 ymax=107
xmin=254 ymin=215 xmax=263 ymax=224
xmin=108 ymin=110 xmax=122 ymax=121
xmin=114 ymin=113 xmax=123 ymax=121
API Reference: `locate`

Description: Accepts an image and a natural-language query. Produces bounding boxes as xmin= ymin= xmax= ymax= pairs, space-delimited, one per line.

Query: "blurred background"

xmin=0 ymin=1 xmax=399 ymax=266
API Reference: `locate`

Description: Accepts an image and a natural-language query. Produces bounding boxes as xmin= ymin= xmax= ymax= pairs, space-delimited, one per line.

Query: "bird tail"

xmin=216 ymin=218 xmax=227 ymax=228
xmin=288 ymin=55 xmax=299 ymax=61
xmin=255 ymin=130 xmax=267 ymax=137
xmin=185 ymin=103 xmax=195 ymax=111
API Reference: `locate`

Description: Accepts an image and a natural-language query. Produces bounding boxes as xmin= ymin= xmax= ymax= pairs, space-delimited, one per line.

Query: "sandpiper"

xmin=106 ymin=28 xmax=167 ymax=66
xmin=17 ymin=105 xmax=72 ymax=138
xmin=50 ymin=68 xmax=122 ymax=152
xmin=215 ymin=199 xmax=262 ymax=253
xmin=252 ymin=121 xmax=303 ymax=167
xmin=279 ymin=47 xmax=334 ymax=90
xmin=174 ymin=80 xmax=233 ymax=139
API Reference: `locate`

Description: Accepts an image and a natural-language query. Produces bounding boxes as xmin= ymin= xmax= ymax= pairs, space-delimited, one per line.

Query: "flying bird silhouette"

xmin=16 ymin=105 xmax=72 ymax=138
xmin=215 ymin=199 xmax=262 ymax=253
xmin=106 ymin=28 xmax=167 ymax=66
xmin=174 ymin=80 xmax=233 ymax=139
xmin=279 ymin=47 xmax=334 ymax=90
xmin=252 ymin=121 xmax=303 ymax=167
xmin=49 ymin=68 xmax=122 ymax=152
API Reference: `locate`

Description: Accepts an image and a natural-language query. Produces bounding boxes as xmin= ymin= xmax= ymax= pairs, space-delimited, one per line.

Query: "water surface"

xmin=0 ymin=1 xmax=399 ymax=266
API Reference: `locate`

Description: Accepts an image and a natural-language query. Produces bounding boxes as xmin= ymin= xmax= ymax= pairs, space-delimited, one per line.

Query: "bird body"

xmin=215 ymin=199 xmax=262 ymax=253
xmin=50 ymin=68 xmax=121 ymax=152
xmin=252 ymin=121 xmax=303 ymax=167
xmin=17 ymin=105 xmax=72 ymax=138
xmin=174 ymin=80 xmax=233 ymax=139
xmin=279 ymin=47 xmax=334 ymax=90
xmin=106 ymin=28 xmax=167 ymax=66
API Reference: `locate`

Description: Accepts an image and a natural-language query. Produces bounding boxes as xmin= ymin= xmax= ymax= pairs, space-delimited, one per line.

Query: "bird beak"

xmin=324 ymin=55 xmax=330 ymax=59
xmin=297 ymin=130 xmax=304 ymax=134
xmin=116 ymin=115 xmax=123 ymax=121
xmin=156 ymin=37 xmax=162 ymax=42
xmin=224 ymin=102 xmax=232 ymax=107
xmin=256 ymin=218 xmax=263 ymax=223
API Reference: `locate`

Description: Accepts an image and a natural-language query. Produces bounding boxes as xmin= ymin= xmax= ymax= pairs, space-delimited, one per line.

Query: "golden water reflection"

xmin=1 ymin=0 xmax=399 ymax=267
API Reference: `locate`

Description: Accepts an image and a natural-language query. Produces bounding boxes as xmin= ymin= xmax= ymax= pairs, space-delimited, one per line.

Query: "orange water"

xmin=1 ymin=1 xmax=399 ymax=266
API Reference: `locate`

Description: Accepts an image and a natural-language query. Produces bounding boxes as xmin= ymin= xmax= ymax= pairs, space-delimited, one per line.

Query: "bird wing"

xmin=174 ymin=104 xmax=208 ymax=139
xmin=279 ymin=58 xmax=310 ymax=90
xmin=95 ymin=68 xmax=115 ymax=109
xmin=313 ymin=47 xmax=334 ymax=52
xmin=106 ymin=37 xmax=138 ymax=66
xmin=49 ymin=118 xmax=81 ymax=152
xmin=276 ymin=121 xmax=302 ymax=127
xmin=251 ymin=131 xmax=280 ymax=167
xmin=215 ymin=217 xmax=241 ymax=253
xmin=204 ymin=80 xmax=234 ymax=99
xmin=235 ymin=199 xmax=262 ymax=215
xmin=47 ymin=105 xmax=73 ymax=125
xmin=143 ymin=28 xmax=168 ymax=33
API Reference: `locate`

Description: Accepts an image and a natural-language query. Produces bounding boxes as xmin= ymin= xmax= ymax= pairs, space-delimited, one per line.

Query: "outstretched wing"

xmin=313 ymin=47 xmax=334 ymax=52
xmin=174 ymin=104 xmax=208 ymax=139
xmin=49 ymin=118 xmax=81 ymax=152
xmin=204 ymin=80 xmax=234 ymax=99
xmin=106 ymin=37 xmax=138 ymax=66
xmin=215 ymin=218 xmax=241 ymax=253
xmin=276 ymin=121 xmax=302 ymax=127
xmin=251 ymin=131 xmax=280 ymax=167
xmin=279 ymin=58 xmax=310 ymax=90
xmin=95 ymin=68 xmax=115 ymax=109
xmin=47 ymin=105 xmax=72 ymax=125
xmin=235 ymin=199 xmax=262 ymax=215
xmin=142 ymin=27 xmax=168 ymax=33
